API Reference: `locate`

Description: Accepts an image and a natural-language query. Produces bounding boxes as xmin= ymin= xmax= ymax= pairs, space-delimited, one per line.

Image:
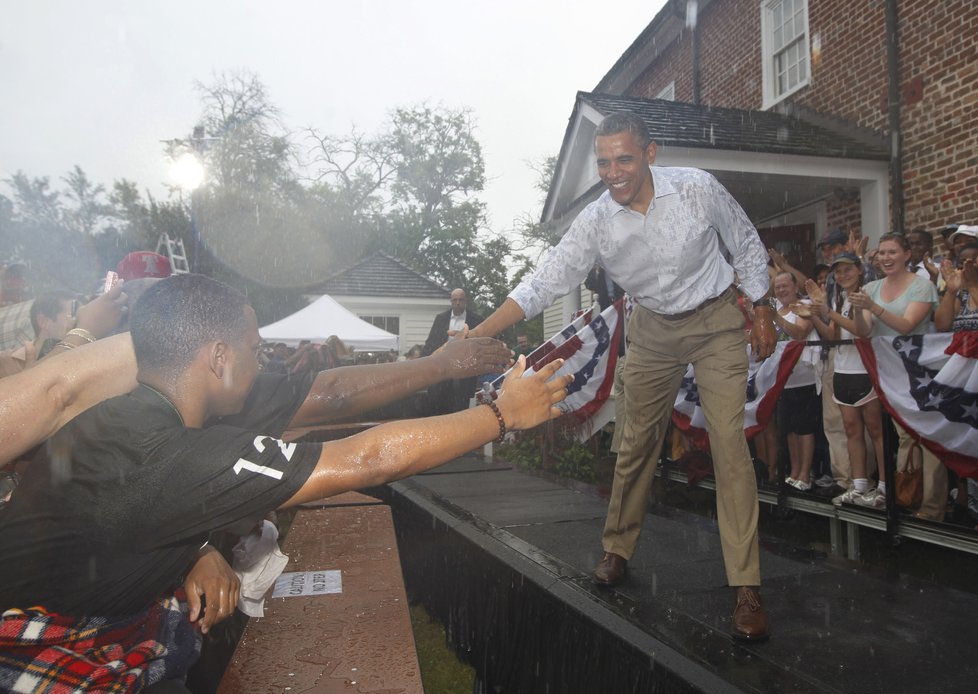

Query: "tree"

xmin=380 ymin=105 xmax=512 ymax=311
xmin=2 ymin=171 xmax=100 ymax=292
xmin=62 ymin=165 xmax=110 ymax=235
xmin=193 ymin=70 xmax=295 ymax=196
xmin=303 ymin=126 xmax=394 ymax=266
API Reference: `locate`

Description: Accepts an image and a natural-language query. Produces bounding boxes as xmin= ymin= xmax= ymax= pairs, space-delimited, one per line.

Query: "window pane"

xmin=774 ymin=26 xmax=783 ymax=50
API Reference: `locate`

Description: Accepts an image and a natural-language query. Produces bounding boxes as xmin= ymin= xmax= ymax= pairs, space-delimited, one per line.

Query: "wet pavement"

xmin=386 ymin=454 xmax=977 ymax=693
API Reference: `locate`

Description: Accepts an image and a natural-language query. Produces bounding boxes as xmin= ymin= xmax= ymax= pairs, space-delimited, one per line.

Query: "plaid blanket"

xmin=0 ymin=590 xmax=201 ymax=693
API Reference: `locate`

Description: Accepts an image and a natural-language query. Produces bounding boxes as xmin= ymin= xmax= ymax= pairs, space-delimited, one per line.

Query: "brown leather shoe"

xmin=593 ymin=552 xmax=627 ymax=586
xmin=731 ymin=586 xmax=769 ymax=643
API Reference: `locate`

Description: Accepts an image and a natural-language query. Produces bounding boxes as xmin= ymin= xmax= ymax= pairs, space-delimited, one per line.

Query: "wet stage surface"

xmin=387 ymin=455 xmax=977 ymax=693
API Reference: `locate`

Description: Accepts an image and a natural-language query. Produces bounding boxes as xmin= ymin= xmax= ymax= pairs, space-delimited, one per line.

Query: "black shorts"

xmin=778 ymin=385 xmax=819 ymax=435
xmin=832 ymin=372 xmax=877 ymax=407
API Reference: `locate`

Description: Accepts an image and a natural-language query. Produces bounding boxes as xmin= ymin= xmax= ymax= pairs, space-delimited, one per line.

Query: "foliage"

xmin=2 ymin=72 xmax=549 ymax=323
xmin=496 ymin=424 xmax=601 ymax=485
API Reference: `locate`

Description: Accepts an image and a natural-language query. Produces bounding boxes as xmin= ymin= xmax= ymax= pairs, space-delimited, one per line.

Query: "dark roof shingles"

xmin=311 ymin=253 xmax=449 ymax=299
xmin=583 ymin=92 xmax=888 ymax=160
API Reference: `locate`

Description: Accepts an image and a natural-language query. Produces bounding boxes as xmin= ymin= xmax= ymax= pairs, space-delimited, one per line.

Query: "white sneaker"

xmin=791 ymin=479 xmax=812 ymax=491
xmin=852 ymin=488 xmax=885 ymax=510
xmin=814 ymin=474 xmax=835 ymax=488
xmin=785 ymin=477 xmax=796 ymax=486
xmin=832 ymin=487 xmax=861 ymax=507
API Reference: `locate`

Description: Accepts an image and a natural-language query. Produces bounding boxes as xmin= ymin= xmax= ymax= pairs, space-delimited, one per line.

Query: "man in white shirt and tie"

xmin=469 ymin=111 xmax=776 ymax=642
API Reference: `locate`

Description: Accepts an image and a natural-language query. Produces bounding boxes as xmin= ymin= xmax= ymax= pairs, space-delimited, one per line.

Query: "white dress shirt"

xmin=510 ymin=167 xmax=769 ymax=318
xmin=448 ymin=311 xmax=466 ymax=337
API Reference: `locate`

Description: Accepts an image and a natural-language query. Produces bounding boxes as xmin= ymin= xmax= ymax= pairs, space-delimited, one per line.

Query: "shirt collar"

xmin=604 ymin=166 xmax=678 ymax=216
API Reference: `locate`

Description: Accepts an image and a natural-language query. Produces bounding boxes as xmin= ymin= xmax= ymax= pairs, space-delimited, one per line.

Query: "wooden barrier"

xmin=218 ymin=495 xmax=422 ymax=693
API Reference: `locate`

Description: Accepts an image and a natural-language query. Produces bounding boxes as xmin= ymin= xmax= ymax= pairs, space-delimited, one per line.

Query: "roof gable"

xmin=544 ymin=92 xmax=887 ymax=222
xmin=311 ymin=252 xmax=449 ymax=299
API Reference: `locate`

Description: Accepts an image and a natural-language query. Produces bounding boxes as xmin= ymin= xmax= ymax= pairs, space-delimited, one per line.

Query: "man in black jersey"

xmin=0 ymin=274 xmax=570 ymax=691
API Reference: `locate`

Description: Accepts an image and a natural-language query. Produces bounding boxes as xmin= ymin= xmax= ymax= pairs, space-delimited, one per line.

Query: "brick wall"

xmin=618 ymin=0 xmax=978 ymax=233
xmin=629 ymin=30 xmax=694 ymax=101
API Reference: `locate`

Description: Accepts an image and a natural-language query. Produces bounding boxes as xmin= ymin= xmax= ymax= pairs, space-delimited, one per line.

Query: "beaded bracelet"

xmin=482 ymin=400 xmax=507 ymax=443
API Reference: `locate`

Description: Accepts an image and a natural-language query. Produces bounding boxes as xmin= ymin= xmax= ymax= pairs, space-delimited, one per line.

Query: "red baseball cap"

xmin=116 ymin=252 xmax=172 ymax=281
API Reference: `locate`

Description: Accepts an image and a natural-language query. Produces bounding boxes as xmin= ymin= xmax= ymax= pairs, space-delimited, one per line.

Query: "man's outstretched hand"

xmin=433 ymin=335 xmax=512 ymax=378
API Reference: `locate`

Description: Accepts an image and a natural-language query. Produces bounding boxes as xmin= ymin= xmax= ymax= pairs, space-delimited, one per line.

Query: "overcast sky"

xmin=1 ymin=1 xmax=667 ymax=238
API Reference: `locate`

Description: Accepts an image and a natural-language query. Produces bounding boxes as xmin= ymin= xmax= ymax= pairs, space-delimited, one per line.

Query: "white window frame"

xmin=655 ymin=81 xmax=676 ymax=101
xmin=760 ymin=0 xmax=811 ymax=109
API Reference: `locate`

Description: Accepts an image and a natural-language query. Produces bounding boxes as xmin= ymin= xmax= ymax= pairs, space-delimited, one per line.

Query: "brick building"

xmin=540 ymin=0 xmax=977 ymax=332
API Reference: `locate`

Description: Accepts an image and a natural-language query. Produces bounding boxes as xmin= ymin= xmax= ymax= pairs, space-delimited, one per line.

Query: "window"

xmin=359 ymin=315 xmax=399 ymax=335
xmin=761 ymin=0 xmax=810 ymax=108
xmin=655 ymin=81 xmax=675 ymax=101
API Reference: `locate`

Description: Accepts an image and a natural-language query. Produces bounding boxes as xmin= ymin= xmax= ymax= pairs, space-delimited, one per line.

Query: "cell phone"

xmin=102 ymin=271 xmax=119 ymax=294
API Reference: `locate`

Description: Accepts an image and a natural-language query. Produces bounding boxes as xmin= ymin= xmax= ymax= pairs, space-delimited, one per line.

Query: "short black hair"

xmin=909 ymin=228 xmax=933 ymax=244
xmin=595 ymin=112 xmax=652 ymax=150
xmin=130 ymin=274 xmax=251 ymax=374
xmin=29 ymin=290 xmax=75 ymax=336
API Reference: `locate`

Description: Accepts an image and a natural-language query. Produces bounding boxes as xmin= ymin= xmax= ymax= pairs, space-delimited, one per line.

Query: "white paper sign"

xmin=271 ymin=570 xmax=343 ymax=598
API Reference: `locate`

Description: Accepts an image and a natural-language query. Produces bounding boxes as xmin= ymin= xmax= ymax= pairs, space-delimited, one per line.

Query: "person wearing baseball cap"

xmin=949 ymin=225 xmax=978 ymax=264
xmin=116 ymin=252 xmax=172 ymax=281
xmin=817 ymin=229 xmax=848 ymax=261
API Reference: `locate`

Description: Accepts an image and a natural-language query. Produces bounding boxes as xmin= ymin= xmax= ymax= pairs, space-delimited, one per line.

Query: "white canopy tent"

xmin=259 ymin=294 xmax=398 ymax=352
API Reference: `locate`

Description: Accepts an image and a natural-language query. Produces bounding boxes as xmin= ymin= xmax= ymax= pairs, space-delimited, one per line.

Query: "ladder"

xmin=156 ymin=233 xmax=190 ymax=274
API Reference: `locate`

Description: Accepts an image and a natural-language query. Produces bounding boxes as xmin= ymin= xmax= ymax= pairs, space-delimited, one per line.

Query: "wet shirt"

xmin=0 ymin=374 xmax=322 ymax=617
xmin=509 ymin=166 xmax=770 ymax=318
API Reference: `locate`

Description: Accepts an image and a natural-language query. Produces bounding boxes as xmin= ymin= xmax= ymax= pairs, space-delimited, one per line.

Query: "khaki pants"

xmin=820 ymin=353 xmax=851 ymax=488
xmin=610 ymin=354 xmax=627 ymax=454
xmin=602 ymin=292 xmax=761 ymax=586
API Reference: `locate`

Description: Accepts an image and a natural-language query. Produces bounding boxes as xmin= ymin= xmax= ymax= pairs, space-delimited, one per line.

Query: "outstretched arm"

xmin=467 ymin=298 xmax=526 ymax=340
xmin=288 ymin=336 xmax=512 ymax=427
xmin=0 ymin=333 xmax=137 ymax=466
xmin=282 ymin=357 xmax=571 ymax=507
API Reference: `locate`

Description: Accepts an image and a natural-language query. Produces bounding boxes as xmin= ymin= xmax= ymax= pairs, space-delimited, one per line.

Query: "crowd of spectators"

xmin=735 ymin=225 xmax=978 ymax=527
xmin=0 ymin=258 xmax=564 ymax=691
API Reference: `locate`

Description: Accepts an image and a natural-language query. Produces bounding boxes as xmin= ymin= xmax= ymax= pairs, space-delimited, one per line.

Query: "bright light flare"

xmin=170 ymin=151 xmax=205 ymax=190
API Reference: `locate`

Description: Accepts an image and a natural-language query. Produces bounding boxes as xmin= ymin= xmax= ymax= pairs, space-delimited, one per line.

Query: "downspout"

xmin=885 ymin=0 xmax=904 ymax=234
xmin=686 ymin=0 xmax=701 ymax=104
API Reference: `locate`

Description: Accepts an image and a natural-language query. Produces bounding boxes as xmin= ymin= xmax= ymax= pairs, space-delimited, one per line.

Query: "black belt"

xmin=654 ymin=287 xmax=734 ymax=321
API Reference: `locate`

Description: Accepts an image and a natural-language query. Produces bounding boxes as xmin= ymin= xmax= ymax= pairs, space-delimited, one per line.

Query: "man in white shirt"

xmin=469 ymin=112 xmax=775 ymax=642
xmin=423 ymin=288 xmax=485 ymax=412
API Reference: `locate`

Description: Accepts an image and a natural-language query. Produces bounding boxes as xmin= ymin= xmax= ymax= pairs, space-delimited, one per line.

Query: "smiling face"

xmin=877 ymin=239 xmax=911 ymax=276
xmin=595 ymin=132 xmax=657 ymax=214
xmin=833 ymin=262 xmax=862 ymax=291
xmin=773 ymin=273 xmax=797 ymax=305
